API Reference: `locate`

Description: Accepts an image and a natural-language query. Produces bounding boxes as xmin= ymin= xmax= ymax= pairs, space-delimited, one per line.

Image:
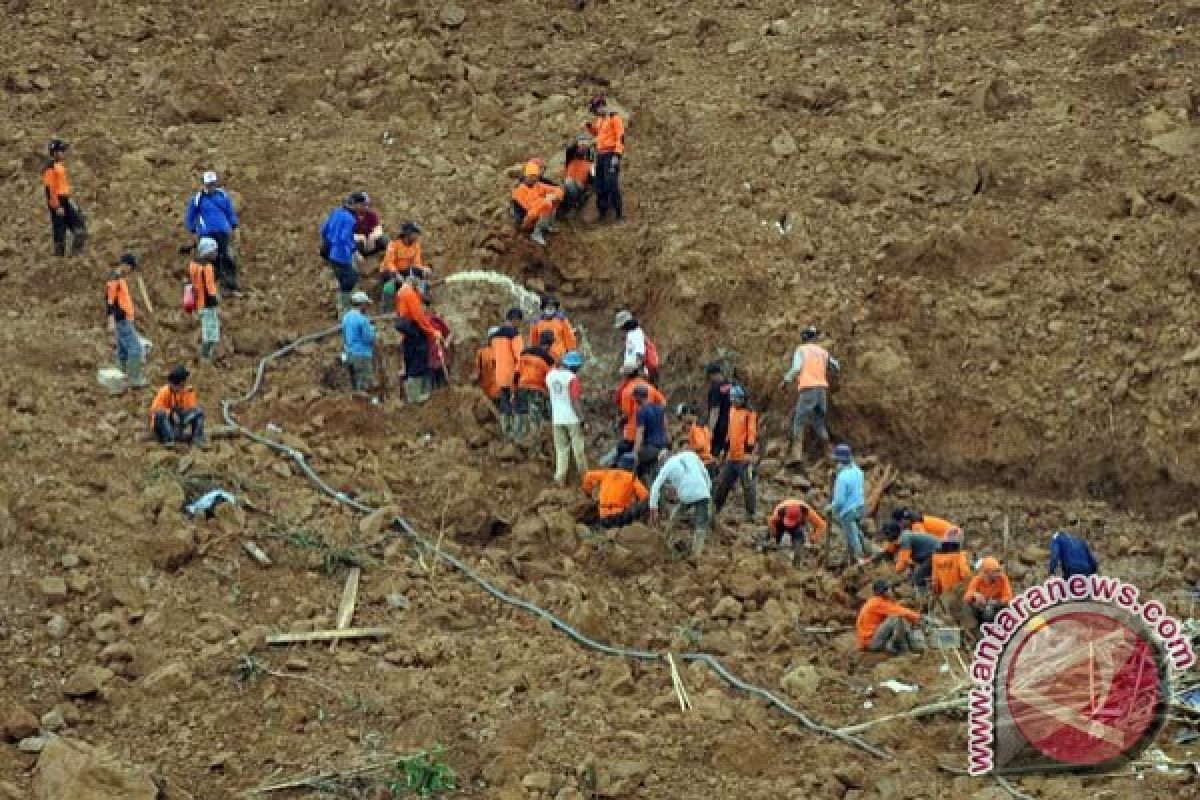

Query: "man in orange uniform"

xmin=393 ymin=275 xmax=442 ymax=404
xmin=512 ymin=161 xmax=564 ymax=246
xmin=188 ymin=238 xmax=221 ymax=360
xmin=150 ymin=365 xmax=206 ymax=447
xmin=582 ymin=453 xmax=648 ymax=529
xmin=678 ymin=405 xmax=717 ymax=478
xmin=42 ymin=138 xmax=87 ymax=256
xmin=515 ymin=330 xmax=556 ymax=444
xmin=766 ymin=498 xmax=827 ymax=558
xmin=712 ymin=385 xmax=758 ymax=520
xmin=585 ymin=95 xmax=625 ymax=223
xmin=105 ymin=253 xmax=147 ymax=390
xmin=930 ymin=528 xmax=972 ymax=597
xmin=857 ymin=580 xmax=925 ymax=654
xmin=382 ymin=222 xmax=427 ymax=285
xmin=561 ymin=134 xmax=594 ymax=220
xmin=617 ymin=368 xmax=664 ymax=454
xmin=528 ymin=296 xmax=578 ymax=363
xmin=779 ymin=326 xmax=840 ymax=462
xmin=475 ymin=327 xmax=501 ymax=403
xmin=490 ymin=309 xmax=525 ymax=440
xmin=964 ymin=557 xmax=1014 ymax=624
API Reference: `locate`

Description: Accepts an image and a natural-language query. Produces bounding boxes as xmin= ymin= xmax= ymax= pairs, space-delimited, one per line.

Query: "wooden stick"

xmin=136 ymin=275 xmax=155 ymax=314
xmin=329 ymin=567 xmax=362 ymax=652
xmin=835 ymin=697 xmax=967 ymax=735
xmin=266 ymin=626 xmax=390 ymax=645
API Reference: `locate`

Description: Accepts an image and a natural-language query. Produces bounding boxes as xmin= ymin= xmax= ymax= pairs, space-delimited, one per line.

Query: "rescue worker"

xmin=394 ymin=274 xmax=442 ymax=404
xmin=649 ymin=443 xmax=713 ymax=557
xmin=705 ymin=362 xmax=733 ymax=459
xmin=352 ymin=193 xmax=387 ymax=258
xmin=490 ymin=309 xmax=525 ymax=440
xmin=321 ymin=192 xmax=365 ymax=317
xmin=1048 ymin=529 xmax=1099 ymax=578
xmin=857 ymin=580 xmax=925 ymax=655
xmin=42 ymin=138 xmax=87 ymax=257
xmin=617 ymin=367 xmax=664 ymax=458
xmin=964 ymin=557 xmax=1014 ymax=624
xmin=150 ymin=365 xmax=206 ymax=447
xmin=828 ymin=444 xmax=868 ymax=565
xmin=678 ymin=405 xmax=717 ymax=478
xmin=779 ymin=326 xmax=840 ymax=462
xmin=515 ymin=330 xmax=556 ymax=444
xmin=546 ymin=350 xmax=588 ymax=486
xmin=712 ymin=385 xmax=758 ymax=520
xmin=188 ymin=237 xmax=221 ymax=360
xmin=184 ymin=171 xmax=240 ymax=292
xmin=585 ymin=95 xmax=625 ymax=223
xmin=512 ymin=161 xmax=564 ymax=246
xmin=561 ymin=134 xmax=594 ymax=219
xmin=766 ymin=498 xmax=828 ymax=559
xmin=631 ymin=384 xmax=669 ymax=481
xmin=582 ymin=452 xmax=648 ymax=529
xmin=529 ymin=296 xmax=578 ymax=363
xmin=341 ymin=291 xmax=376 ymax=391
xmin=614 ymin=310 xmax=657 ymax=382
xmin=894 ymin=508 xmax=957 ymax=538
xmin=425 ymin=297 xmax=453 ymax=390
xmin=882 ymin=521 xmax=943 ymax=589
xmin=382 ymin=222 xmax=427 ymax=284
xmin=930 ymin=528 xmax=972 ymax=597
xmin=475 ymin=327 xmax=501 ymax=404
xmin=105 ymin=253 xmax=147 ymax=390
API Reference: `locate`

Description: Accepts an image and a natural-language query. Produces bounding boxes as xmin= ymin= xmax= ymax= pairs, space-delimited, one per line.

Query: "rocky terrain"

xmin=1 ymin=0 xmax=1200 ymax=798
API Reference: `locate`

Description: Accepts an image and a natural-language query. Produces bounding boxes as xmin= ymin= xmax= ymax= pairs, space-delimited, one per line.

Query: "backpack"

xmin=182 ymin=283 xmax=197 ymax=313
xmin=644 ymin=336 xmax=660 ymax=371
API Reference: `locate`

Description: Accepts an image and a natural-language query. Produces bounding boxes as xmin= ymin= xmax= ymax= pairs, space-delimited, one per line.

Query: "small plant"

xmin=235 ymin=655 xmax=265 ymax=685
xmin=674 ymin=621 xmax=704 ymax=648
xmin=388 ymin=746 xmax=456 ymax=797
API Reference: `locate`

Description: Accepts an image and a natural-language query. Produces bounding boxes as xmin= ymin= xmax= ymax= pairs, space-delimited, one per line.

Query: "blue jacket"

xmin=342 ymin=309 xmax=375 ymax=358
xmin=321 ymin=206 xmax=357 ymax=266
xmin=185 ymin=189 xmax=238 ymax=236
xmin=1048 ymin=532 xmax=1098 ymax=577
xmin=831 ymin=462 xmax=865 ymax=517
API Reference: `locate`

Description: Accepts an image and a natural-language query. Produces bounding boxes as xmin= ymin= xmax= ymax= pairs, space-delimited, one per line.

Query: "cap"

xmin=168 ymin=365 xmax=190 ymax=384
xmin=118 ymin=253 xmax=138 ymax=268
xmin=801 ymin=325 xmax=819 ymax=342
xmin=48 ymin=138 xmax=67 ymax=154
xmin=400 ymin=221 xmax=421 ymax=236
xmin=705 ymin=361 xmax=724 ymax=376
xmin=486 ymin=326 xmax=501 ymax=339
xmin=522 ymin=161 xmax=540 ymax=178
xmin=872 ymin=579 xmax=892 ymax=596
xmin=782 ymin=504 xmax=803 ymax=528
xmin=614 ymin=310 xmax=633 ymax=329
xmin=347 ymin=191 xmax=369 ymax=205
xmin=196 ymin=237 xmax=219 ymax=257
xmin=980 ymin=557 xmax=1002 ymax=573
xmin=202 ymin=170 xmax=218 ymax=185
xmin=350 ymin=290 xmax=371 ymax=306
xmin=832 ymin=443 xmax=852 ymax=463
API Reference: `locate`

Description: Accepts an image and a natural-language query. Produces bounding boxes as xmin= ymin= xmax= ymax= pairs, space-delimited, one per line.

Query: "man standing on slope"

xmin=780 ymin=326 xmax=840 ymax=462
xmin=321 ymin=192 xmax=366 ymax=317
xmin=185 ymin=171 xmax=241 ymax=293
xmin=188 ymin=238 xmax=221 ymax=360
xmin=42 ymin=138 xmax=87 ymax=257
xmin=585 ymin=95 xmax=626 ymax=223
xmin=105 ymin=253 xmax=147 ymax=391
xmin=341 ymin=291 xmax=376 ymax=391
xmin=828 ymin=444 xmax=868 ymax=566
xmin=546 ymin=350 xmax=588 ymax=486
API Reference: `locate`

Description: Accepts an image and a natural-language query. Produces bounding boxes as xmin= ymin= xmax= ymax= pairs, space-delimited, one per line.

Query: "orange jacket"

xmin=619 ymin=379 xmax=665 ymax=441
xmin=564 ymin=157 xmax=591 ymax=185
xmin=912 ymin=515 xmax=955 ymax=537
xmin=149 ymin=385 xmax=198 ymax=427
xmin=476 ymin=346 xmax=499 ymax=399
xmin=517 ymin=347 xmax=555 ymax=392
xmin=587 ymin=113 xmax=625 ymax=155
xmin=856 ymin=596 xmax=921 ymax=650
xmin=188 ymin=261 xmax=218 ymax=310
xmin=931 ymin=551 xmax=973 ymax=595
xmin=529 ymin=316 xmax=577 ymax=363
xmin=42 ymin=161 xmax=70 ymax=209
xmin=687 ymin=424 xmax=714 ymax=465
xmin=582 ymin=468 xmax=648 ymax=518
xmin=512 ymin=182 xmax=564 ymax=224
xmin=105 ymin=278 xmax=135 ymax=322
xmin=726 ymin=408 xmax=758 ymax=462
xmin=795 ymin=344 xmax=831 ymax=390
xmin=490 ymin=327 xmax=523 ymax=391
xmin=965 ymin=573 xmax=1014 ymax=605
xmin=383 ymin=239 xmax=423 ymax=274
xmin=394 ymin=284 xmax=439 ymax=338
xmin=768 ymin=500 xmax=828 ymax=544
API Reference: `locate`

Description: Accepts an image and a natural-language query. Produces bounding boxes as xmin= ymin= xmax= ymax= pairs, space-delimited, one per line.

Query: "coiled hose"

xmin=220 ymin=321 xmax=891 ymax=760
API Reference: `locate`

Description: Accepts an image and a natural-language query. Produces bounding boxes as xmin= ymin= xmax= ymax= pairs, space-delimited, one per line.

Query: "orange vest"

xmin=512 ymin=182 xmax=564 ymax=218
xmin=42 ymin=161 xmax=70 ymax=209
xmin=588 ymin=113 xmax=625 ymax=155
xmin=188 ymin=261 xmax=218 ymax=310
xmin=149 ymin=385 xmax=197 ymax=426
xmin=565 ymin=157 xmax=591 ymax=185
xmin=795 ymin=344 xmax=830 ymax=390
xmin=768 ymin=500 xmax=828 ymax=542
xmin=619 ymin=379 xmax=665 ymax=441
xmin=383 ymin=239 xmax=423 ymax=274
xmin=530 ymin=317 xmax=577 ymax=363
xmin=105 ymin=278 xmax=135 ymax=322
xmin=726 ymin=408 xmax=759 ymax=462
xmin=490 ymin=329 xmax=523 ymax=391
xmin=687 ymin=425 xmax=714 ymax=464
xmin=476 ymin=346 xmax=499 ymax=399
xmin=517 ymin=347 xmax=554 ymax=392
xmin=582 ymin=468 xmax=648 ymax=517
xmin=931 ymin=551 xmax=972 ymax=595
xmin=965 ymin=573 xmax=1014 ymax=605
xmin=855 ymin=596 xmax=920 ymax=650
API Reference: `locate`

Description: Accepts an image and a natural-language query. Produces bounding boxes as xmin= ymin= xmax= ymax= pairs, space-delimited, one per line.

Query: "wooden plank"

xmin=266 ymin=627 xmax=390 ymax=645
xmin=329 ymin=567 xmax=362 ymax=652
xmin=136 ymin=275 xmax=155 ymax=314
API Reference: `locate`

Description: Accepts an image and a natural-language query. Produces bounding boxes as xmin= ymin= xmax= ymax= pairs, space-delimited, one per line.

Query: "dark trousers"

xmin=713 ymin=460 xmax=756 ymax=517
xmin=597 ymin=502 xmax=646 ymax=529
xmin=911 ymin=557 xmax=933 ymax=588
xmin=328 ymin=259 xmax=359 ymax=292
xmin=209 ymin=231 xmax=238 ymax=291
xmin=49 ymin=199 xmax=86 ymax=255
xmin=154 ymin=409 xmax=206 ymax=445
xmin=595 ymin=153 xmax=623 ymax=220
xmin=397 ymin=320 xmax=430 ymax=379
xmin=636 ymin=444 xmax=663 ymax=483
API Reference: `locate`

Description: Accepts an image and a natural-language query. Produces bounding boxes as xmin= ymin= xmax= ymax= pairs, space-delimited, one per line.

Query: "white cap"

xmin=202 ymin=171 xmax=219 ymax=185
xmin=614 ymin=310 xmax=633 ymax=329
xmin=350 ymin=291 xmax=371 ymax=306
xmin=197 ymin=237 xmax=219 ymax=257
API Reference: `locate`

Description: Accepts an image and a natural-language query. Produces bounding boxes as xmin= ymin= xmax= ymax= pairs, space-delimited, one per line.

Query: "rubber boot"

xmin=200 ymin=341 xmax=214 ymax=360
xmin=403 ymin=378 xmax=417 ymax=404
xmin=53 ymin=241 xmax=65 ymax=258
xmin=126 ymin=357 xmax=147 ymax=389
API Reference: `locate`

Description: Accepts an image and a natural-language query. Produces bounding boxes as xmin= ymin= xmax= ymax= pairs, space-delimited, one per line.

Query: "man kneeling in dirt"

xmin=648 ymin=442 xmax=712 ymax=557
xmin=150 ymin=365 xmax=206 ymax=447
xmin=964 ymin=557 xmax=1013 ymax=625
xmin=581 ymin=453 xmax=648 ymax=529
xmin=856 ymin=580 xmax=925 ymax=655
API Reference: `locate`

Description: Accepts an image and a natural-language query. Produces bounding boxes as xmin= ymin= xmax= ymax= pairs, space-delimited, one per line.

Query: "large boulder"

xmin=33 ymin=737 xmax=157 ymax=800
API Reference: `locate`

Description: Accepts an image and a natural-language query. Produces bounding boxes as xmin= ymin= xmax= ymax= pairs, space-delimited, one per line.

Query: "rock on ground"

xmin=33 ymin=736 xmax=157 ymax=800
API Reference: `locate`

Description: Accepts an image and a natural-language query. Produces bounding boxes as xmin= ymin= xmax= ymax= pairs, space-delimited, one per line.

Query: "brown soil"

xmin=1 ymin=1 xmax=1199 ymax=799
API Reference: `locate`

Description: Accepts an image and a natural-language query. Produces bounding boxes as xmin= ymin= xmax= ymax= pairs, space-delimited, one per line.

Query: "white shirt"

xmin=545 ymin=367 xmax=581 ymax=425
xmin=623 ymin=327 xmax=646 ymax=369
xmin=650 ymin=451 xmax=712 ymax=509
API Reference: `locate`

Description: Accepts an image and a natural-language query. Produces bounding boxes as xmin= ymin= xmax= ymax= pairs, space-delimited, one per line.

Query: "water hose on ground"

xmin=220 ymin=321 xmax=891 ymax=759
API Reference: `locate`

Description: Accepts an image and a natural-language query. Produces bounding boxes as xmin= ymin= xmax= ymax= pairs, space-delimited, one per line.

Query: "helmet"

xmin=486 ymin=326 xmax=500 ymax=340
xmin=729 ymin=384 xmax=747 ymax=403
xmin=801 ymin=325 xmax=819 ymax=342
xmin=47 ymin=138 xmax=67 ymax=155
xmin=522 ymin=161 xmax=540 ymax=178
xmin=562 ymin=351 xmax=583 ymax=369
xmin=980 ymin=557 xmax=1002 ymax=573
xmin=538 ymin=329 xmax=555 ymax=346
xmin=400 ymin=221 xmax=421 ymax=237
xmin=197 ymin=237 xmax=219 ymax=258
xmin=617 ymin=452 xmax=636 ymax=469
xmin=832 ymin=443 xmax=852 ymax=463
xmin=350 ymin=290 xmax=371 ymax=306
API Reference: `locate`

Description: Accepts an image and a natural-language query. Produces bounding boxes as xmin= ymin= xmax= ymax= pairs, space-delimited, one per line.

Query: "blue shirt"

xmin=1048 ymin=532 xmax=1098 ymax=577
xmin=636 ymin=403 xmax=669 ymax=448
xmin=341 ymin=309 xmax=375 ymax=358
xmin=185 ymin=189 xmax=238 ymax=236
xmin=320 ymin=206 xmax=357 ymax=266
xmin=831 ymin=462 xmax=865 ymax=517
